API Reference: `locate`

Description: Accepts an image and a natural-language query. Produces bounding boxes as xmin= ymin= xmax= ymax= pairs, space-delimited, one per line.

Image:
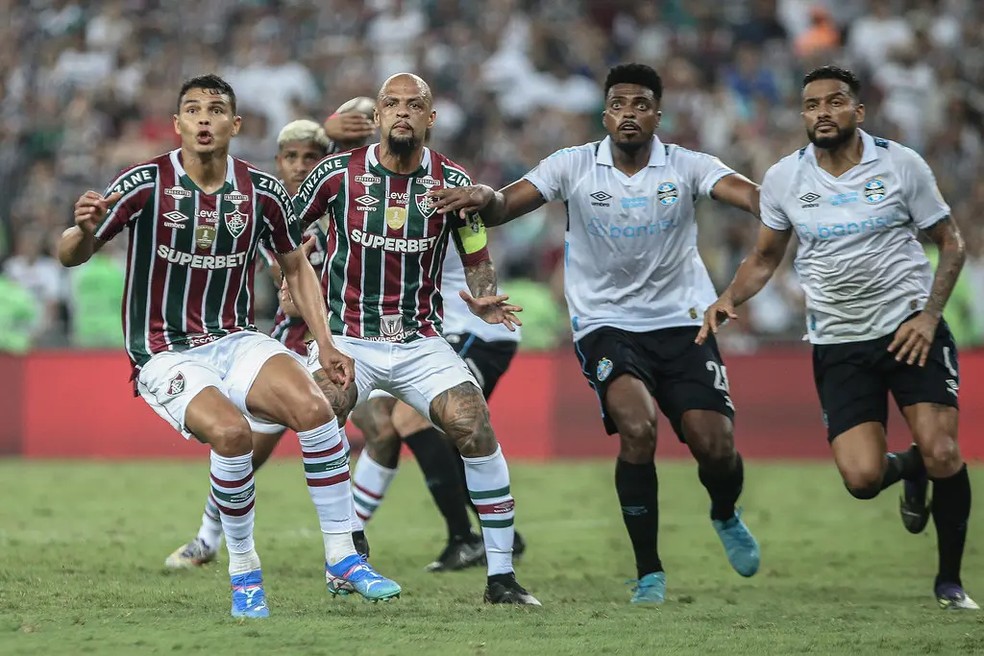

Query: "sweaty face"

xmin=375 ymin=77 xmax=435 ymax=156
xmin=802 ymin=78 xmax=864 ymax=150
xmin=276 ymin=140 xmax=327 ymax=196
xmin=173 ymin=87 xmax=240 ymax=155
xmin=602 ymin=83 xmax=660 ymax=151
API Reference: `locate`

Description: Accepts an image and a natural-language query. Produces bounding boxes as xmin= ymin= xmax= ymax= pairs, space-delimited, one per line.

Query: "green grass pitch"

xmin=1 ymin=459 xmax=982 ymax=655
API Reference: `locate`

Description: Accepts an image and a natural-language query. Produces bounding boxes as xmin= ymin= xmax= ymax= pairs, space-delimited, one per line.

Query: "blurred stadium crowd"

xmin=0 ymin=0 xmax=982 ymax=352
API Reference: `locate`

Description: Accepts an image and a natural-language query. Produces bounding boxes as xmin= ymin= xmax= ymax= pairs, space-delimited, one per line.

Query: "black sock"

xmin=615 ymin=459 xmax=662 ymax=578
xmin=404 ymin=427 xmax=474 ymax=540
xmin=881 ymin=445 xmax=926 ymax=489
xmin=698 ymin=452 xmax=744 ymax=522
xmin=931 ymin=464 xmax=971 ymax=588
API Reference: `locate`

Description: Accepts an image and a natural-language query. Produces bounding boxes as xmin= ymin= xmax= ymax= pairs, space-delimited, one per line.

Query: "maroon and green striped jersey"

xmin=93 ymin=149 xmax=302 ymax=371
xmin=293 ymin=144 xmax=490 ymax=342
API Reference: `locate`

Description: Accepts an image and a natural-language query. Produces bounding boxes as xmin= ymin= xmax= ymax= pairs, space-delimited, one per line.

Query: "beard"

xmin=387 ymin=129 xmax=419 ymax=156
xmin=808 ymin=122 xmax=856 ymax=149
xmin=612 ymin=136 xmax=648 ymax=156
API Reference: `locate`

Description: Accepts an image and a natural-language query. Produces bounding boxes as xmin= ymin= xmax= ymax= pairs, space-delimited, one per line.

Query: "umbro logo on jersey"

xmin=356 ymin=195 xmax=379 ymax=211
xmin=799 ymin=191 xmax=821 ymax=208
xmin=163 ymin=211 xmax=188 ymax=228
xmin=165 ymin=185 xmax=192 ymax=199
xmin=590 ymin=191 xmax=613 ymax=206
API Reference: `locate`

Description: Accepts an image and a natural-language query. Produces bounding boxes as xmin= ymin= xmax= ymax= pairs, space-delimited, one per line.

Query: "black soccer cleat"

xmin=484 ymin=572 xmax=541 ymax=606
xmin=425 ymin=533 xmax=485 ymax=572
xmin=353 ymin=530 xmax=371 ymax=559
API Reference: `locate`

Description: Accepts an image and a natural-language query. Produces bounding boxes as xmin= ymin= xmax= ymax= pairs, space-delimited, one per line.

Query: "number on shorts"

xmin=706 ymin=360 xmax=731 ymax=392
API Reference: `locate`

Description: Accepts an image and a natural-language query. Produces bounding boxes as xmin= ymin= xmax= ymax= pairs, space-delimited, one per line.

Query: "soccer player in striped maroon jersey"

xmin=58 ymin=75 xmax=400 ymax=617
xmin=294 ymin=73 xmax=539 ymax=605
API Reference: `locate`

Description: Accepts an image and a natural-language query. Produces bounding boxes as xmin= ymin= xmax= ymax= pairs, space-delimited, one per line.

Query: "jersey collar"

xmin=596 ymin=135 xmax=667 ymax=168
xmin=805 ymin=129 xmax=880 ymax=166
xmin=170 ymin=149 xmax=236 ymax=194
xmin=367 ymin=142 xmax=432 ymax=177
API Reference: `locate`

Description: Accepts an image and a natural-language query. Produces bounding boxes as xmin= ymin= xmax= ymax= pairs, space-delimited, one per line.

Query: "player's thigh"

xmin=573 ymin=327 xmax=659 ymax=438
xmin=250 ymin=428 xmax=285 ymax=469
xmin=391 ymin=399 xmax=432 ymax=437
xmin=351 ymin=392 xmax=399 ymax=442
xmin=813 ymin=340 xmax=889 ymax=444
xmin=388 ymin=337 xmax=482 ymax=423
xmin=649 ymin=328 xmax=735 ymax=448
xmin=448 ymin=333 xmax=518 ymax=399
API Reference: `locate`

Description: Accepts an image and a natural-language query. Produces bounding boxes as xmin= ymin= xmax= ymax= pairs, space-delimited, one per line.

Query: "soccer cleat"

xmin=231 ymin=570 xmax=269 ymax=618
xmin=425 ymin=533 xmax=486 ymax=572
xmin=629 ymin=571 xmax=666 ymax=604
xmin=936 ymin=583 xmax=980 ymax=610
xmin=165 ymin=537 xmax=217 ymax=569
xmin=353 ymin=530 xmax=370 ymax=559
xmin=712 ymin=508 xmax=760 ymax=577
xmin=326 ymin=554 xmax=401 ymax=601
xmin=484 ymin=572 xmax=541 ymax=605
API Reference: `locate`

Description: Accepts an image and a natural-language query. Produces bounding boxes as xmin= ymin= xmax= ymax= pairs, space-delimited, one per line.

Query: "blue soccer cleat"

xmin=230 ymin=570 xmax=269 ymax=618
xmin=712 ymin=508 xmax=760 ymax=577
xmin=325 ymin=554 xmax=401 ymax=602
xmin=629 ymin=571 xmax=666 ymax=604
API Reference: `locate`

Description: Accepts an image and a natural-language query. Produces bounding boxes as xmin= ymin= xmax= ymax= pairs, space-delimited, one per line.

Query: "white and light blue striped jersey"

xmin=760 ymin=130 xmax=950 ymax=344
xmin=524 ymin=135 xmax=734 ymax=341
xmin=439 ymin=247 xmax=521 ymax=343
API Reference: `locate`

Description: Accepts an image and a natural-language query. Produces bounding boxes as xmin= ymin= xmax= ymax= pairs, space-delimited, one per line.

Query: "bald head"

xmin=377 ymin=73 xmax=433 ymax=109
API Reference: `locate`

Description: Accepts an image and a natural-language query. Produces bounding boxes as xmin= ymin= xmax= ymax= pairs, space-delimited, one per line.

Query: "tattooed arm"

xmin=459 ymin=258 xmax=522 ymax=331
xmin=887 ymin=217 xmax=965 ymax=367
xmin=464 ymin=258 xmax=497 ymax=299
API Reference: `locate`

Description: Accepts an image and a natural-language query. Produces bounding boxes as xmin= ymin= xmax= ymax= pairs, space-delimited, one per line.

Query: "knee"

xmin=210 ymin=420 xmax=253 ymax=457
xmin=842 ymin=470 xmax=883 ymax=500
xmin=446 ymin=407 xmax=494 ymax=457
xmin=688 ymin=429 xmax=736 ymax=467
xmin=921 ymin=437 xmax=962 ymax=478
xmin=617 ymin=418 xmax=657 ymax=462
xmin=290 ymin=393 xmax=334 ymax=432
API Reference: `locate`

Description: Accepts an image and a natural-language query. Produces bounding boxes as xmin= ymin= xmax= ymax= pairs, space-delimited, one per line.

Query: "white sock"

xmin=298 ymin=418 xmax=357 ymax=565
xmin=351 ymin=451 xmax=398 ymax=524
xmin=210 ymin=450 xmax=260 ymax=576
xmin=339 ymin=427 xmax=365 ymax=532
xmin=462 ymin=445 xmax=515 ymax=576
xmin=197 ymin=492 xmax=223 ymax=550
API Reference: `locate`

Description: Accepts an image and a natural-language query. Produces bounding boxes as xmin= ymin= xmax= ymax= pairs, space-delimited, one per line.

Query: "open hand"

xmin=459 ymin=290 xmax=522 ymax=331
xmin=888 ymin=312 xmax=939 ymax=367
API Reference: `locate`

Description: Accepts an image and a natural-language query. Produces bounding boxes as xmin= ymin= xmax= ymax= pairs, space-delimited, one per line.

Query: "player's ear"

xmin=231 ymin=115 xmax=242 ymax=137
xmin=654 ymin=110 xmax=662 ymax=128
xmin=427 ymin=109 xmax=436 ymax=129
xmin=172 ymin=114 xmax=180 ymax=136
xmin=373 ymin=108 xmax=380 ymax=127
xmin=855 ymin=103 xmax=865 ymax=125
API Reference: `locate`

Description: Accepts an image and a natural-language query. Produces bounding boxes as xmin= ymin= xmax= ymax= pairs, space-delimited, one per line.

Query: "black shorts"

xmin=812 ymin=318 xmax=960 ymax=442
xmin=446 ymin=333 xmax=518 ymax=400
xmin=573 ymin=326 xmax=736 ymax=441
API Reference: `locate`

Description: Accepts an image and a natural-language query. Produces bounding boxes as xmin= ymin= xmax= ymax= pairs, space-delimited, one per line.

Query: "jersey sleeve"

xmin=898 ymin=147 xmax=950 ymax=229
xmin=759 ymin=164 xmax=791 ymax=231
xmin=684 ymin=150 xmax=736 ymax=198
xmin=293 ymin=155 xmax=346 ymax=228
xmin=93 ymin=164 xmax=157 ymax=242
xmin=442 ymin=162 xmax=491 ymax=266
xmin=256 ymin=175 xmax=303 ymax=255
xmin=522 ymin=147 xmax=577 ymax=202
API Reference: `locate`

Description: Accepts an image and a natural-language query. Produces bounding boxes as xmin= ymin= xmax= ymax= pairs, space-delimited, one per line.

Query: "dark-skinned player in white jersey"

xmin=430 ymin=63 xmax=761 ymax=604
xmin=58 ymin=75 xmax=399 ymax=618
xmin=699 ymin=65 xmax=976 ymax=610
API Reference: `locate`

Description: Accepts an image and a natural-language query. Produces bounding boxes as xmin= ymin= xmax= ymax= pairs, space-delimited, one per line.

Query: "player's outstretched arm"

xmin=428 ymin=179 xmax=546 ymax=227
xmin=710 ymin=173 xmax=760 ymax=217
xmin=277 ymin=248 xmax=354 ymax=388
xmin=461 ymin=259 xmax=523 ymax=332
xmin=58 ymin=190 xmax=121 ymax=267
xmin=888 ymin=218 xmax=965 ymax=367
xmin=696 ymin=224 xmax=791 ymax=344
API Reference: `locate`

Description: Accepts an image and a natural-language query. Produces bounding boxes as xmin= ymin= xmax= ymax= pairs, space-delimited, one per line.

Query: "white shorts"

xmin=137 ymin=330 xmax=308 ymax=439
xmin=309 ymin=336 xmax=479 ymax=420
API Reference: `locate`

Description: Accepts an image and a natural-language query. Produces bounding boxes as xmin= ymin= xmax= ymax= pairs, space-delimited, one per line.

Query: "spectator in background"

xmin=2 ymin=227 xmax=64 ymax=345
xmin=794 ymin=6 xmax=841 ymax=60
xmin=0 ymin=272 xmax=38 ymax=353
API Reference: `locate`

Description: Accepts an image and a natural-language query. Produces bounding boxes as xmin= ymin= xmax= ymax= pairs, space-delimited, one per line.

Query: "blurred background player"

xmin=430 ymin=63 xmax=762 ymax=605
xmin=59 ymin=74 xmax=399 ymax=617
xmin=293 ymin=72 xmax=538 ymax=605
xmin=700 ymin=65 xmax=977 ymax=611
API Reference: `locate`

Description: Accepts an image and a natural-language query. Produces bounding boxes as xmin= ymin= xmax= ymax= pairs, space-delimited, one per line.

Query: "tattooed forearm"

xmin=313 ymin=368 xmax=357 ymax=421
xmin=924 ymin=219 xmax=966 ymax=318
xmin=464 ymin=259 xmax=497 ymax=299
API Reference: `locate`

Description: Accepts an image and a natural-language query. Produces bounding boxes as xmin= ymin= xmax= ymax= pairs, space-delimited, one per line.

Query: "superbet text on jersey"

xmin=293 ymin=144 xmax=488 ymax=342
xmin=93 ymin=150 xmax=302 ymax=371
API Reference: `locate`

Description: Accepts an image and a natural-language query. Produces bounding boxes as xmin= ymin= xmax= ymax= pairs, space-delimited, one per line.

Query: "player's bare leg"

xmin=901 ymin=403 xmax=976 ymax=610
xmin=248 ymin=354 xmax=399 ymax=601
xmin=604 ymin=374 xmax=665 ymax=604
xmin=681 ymin=409 xmax=759 ymax=578
xmin=183 ymin=388 xmax=268 ymax=618
xmin=430 ymin=382 xmax=539 ymax=605
xmin=350 ymin=397 xmax=400 ymax=527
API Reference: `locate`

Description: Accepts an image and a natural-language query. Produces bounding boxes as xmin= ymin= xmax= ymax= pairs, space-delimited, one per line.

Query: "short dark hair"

xmin=802 ymin=65 xmax=861 ymax=100
xmin=604 ymin=63 xmax=663 ymax=101
xmin=177 ymin=74 xmax=237 ymax=113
